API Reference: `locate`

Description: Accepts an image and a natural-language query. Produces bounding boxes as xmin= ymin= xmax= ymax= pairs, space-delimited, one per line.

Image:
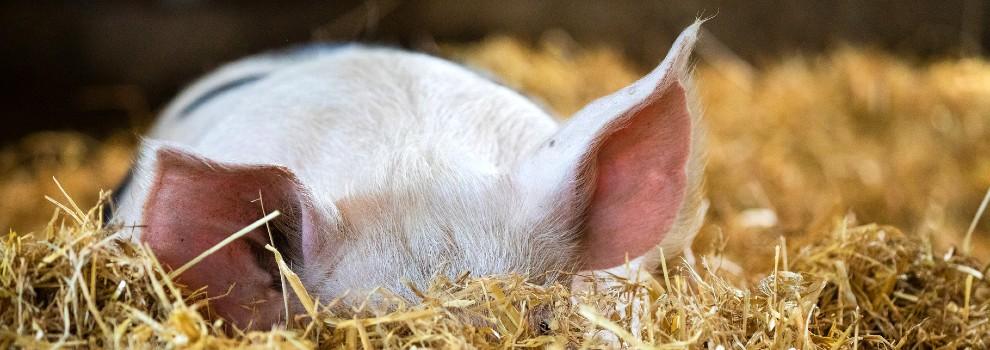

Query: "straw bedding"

xmin=2 ymin=35 xmax=989 ymax=348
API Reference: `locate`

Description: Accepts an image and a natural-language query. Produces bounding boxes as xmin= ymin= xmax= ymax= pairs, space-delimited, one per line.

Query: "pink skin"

xmin=583 ymin=83 xmax=690 ymax=269
xmin=141 ymin=150 xmax=306 ymax=329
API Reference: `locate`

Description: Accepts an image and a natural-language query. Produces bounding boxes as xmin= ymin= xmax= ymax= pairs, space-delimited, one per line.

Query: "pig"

xmin=108 ymin=22 xmax=707 ymax=330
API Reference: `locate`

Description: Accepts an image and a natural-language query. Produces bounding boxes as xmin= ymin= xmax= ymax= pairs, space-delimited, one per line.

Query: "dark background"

xmin=2 ymin=0 xmax=987 ymax=144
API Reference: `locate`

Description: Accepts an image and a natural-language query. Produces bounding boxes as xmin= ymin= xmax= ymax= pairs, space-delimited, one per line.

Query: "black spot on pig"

xmin=179 ymin=75 xmax=266 ymax=117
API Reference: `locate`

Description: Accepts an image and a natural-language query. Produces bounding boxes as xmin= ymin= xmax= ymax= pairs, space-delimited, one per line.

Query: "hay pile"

xmin=2 ymin=35 xmax=990 ymax=348
xmin=2 ymin=192 xmax=988 ymax=348
xmin=0 ymin=132 xmax=132 ymax=233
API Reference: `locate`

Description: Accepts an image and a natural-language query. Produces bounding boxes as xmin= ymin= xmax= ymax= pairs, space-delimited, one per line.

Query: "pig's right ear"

xmin=138 ymin=147 xmax=330 ymax=330
xmin=516 ymin=22 xmax=705 ymax=270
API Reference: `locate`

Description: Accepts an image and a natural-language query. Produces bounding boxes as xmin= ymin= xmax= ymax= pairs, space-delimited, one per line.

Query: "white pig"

xmin=110 ymin=22 xmax=706 ymax=330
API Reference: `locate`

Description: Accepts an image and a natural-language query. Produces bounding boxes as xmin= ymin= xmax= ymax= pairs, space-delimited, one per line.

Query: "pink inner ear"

xmin=141 ymin=149 xmax=303 ymax=330
xmin=583 ymin=82 xmax=691 ymax=269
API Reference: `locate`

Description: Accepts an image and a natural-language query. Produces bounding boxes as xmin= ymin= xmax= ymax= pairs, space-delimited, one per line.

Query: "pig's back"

xmin=145 ymin=45 xmax=559 ymax=197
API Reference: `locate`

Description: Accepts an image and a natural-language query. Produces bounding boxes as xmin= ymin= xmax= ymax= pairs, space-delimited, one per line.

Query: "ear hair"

xmin=515 ymin=21 xmax=706 ymax=270
xmin=649 ymin=56 xmax=709 ymax=266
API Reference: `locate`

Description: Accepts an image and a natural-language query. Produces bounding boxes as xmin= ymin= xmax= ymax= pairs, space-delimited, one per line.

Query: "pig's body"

xmin=112 ymin=23 xmax=706 ymax=330
xmin=142 ymin=46 xmax=557 ymax=175
xmin=117 ymin=46 xmax=574 ymax=293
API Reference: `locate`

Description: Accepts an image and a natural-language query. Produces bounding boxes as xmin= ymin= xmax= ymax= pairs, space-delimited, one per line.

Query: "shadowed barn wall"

xmin=0 ymin=0 xmax=985 ymax=142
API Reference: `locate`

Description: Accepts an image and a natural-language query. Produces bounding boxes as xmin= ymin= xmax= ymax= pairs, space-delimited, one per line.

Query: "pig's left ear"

xmin=139 ymin=147 xmax=328 ymax=330
xmin=517 ymin=22 xmax=705 ymax=270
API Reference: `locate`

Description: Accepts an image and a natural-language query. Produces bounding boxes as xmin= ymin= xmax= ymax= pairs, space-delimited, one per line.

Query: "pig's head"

xmin=134 ymin=23 xmax=705 ymax=330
